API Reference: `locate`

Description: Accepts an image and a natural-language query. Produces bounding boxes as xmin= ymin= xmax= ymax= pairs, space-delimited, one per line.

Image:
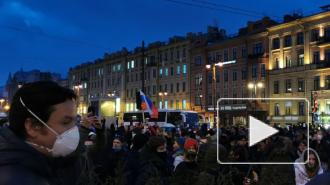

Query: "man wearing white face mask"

xmin=0 ymin=81 xmax=87 ymax=185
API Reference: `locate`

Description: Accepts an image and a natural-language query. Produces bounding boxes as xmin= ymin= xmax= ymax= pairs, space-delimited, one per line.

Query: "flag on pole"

xmin=137 ymin=90 xmax=158 ymax=119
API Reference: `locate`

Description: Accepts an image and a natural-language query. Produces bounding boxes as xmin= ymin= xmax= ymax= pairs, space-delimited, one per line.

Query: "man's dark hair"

xmin=9 ymin=81 xmax=77 ymax=139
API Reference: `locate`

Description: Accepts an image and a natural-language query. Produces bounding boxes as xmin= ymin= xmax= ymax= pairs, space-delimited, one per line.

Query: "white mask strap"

xmin=19 ymin=97 xmax=59 ymax=136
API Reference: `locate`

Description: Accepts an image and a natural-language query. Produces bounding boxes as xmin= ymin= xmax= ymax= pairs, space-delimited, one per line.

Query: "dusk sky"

xmin=0 ymin=0 xmax=326 ymax=86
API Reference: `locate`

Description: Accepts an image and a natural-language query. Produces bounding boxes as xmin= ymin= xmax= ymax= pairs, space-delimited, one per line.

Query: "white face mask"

xmin=20 ymin=97 xmax=80 ymax=157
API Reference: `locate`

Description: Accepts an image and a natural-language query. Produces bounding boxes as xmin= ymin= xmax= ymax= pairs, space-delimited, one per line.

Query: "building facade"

xmin=268 ymin=11 xmax=330 ymax=126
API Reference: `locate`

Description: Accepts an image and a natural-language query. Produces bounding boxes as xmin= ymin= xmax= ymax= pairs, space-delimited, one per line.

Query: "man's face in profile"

xmin=26 ymin=100 xmax=77 ymax=155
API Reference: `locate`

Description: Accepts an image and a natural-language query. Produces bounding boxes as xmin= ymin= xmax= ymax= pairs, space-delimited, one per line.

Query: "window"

xmin=325 ymin=27 xmax=330 ymax=40
xmin=285 ymin=102 xmax=292 ymax=115
xmin=182 ymin=64 xmax=187 ymax=74
xmin=165 ymin=51 xmax=168 ymax=61
xmin=208 ymin=95 xmax=212 ymax=105
xmin=170 ymin=48 xmax=174 ymax=60
xmin=183 ymin=48 xmax=186 ymax=58
xmin=176 ymin=49 xmax=180 ymax=59
xmin=311 ymin=29 xmax=320 ymax=42
xmin=153 ymin=85 xmax=156 ymax=95
xmin=297 ymin=32 xmax=304 ymax=45
xmin=272 ymin=38 xmax=280 ymax=49
xmin=298 ymin=79 xmax=305 ymax=92
xmin=159 ymin=101 xmax=162 ymax=109
xmin=242 ymin=47 xmax=247 ymax=58
xmin=164 ymin=84 xmax=168 ymax=92
xmin=253 ymin=43 xmax=263 ymax=54
xmin=325 ymin=49 xmax=330 ymax=62
xmin=274 ymin=58 xmax=279 ymax=69
xmin=224 ymin=70 xmax=228 ymax=82
xmin=216 ymin=52 xmax=222 ymax=61
xmin=153 ymin=69 xmax=156 ymax=78
xmin=233 ymin=70 xmax=237 ymax=81
xmin=159 ymin=68 xmax=163 ymax=77
xmin=208 ymin=73 xmax=212 ymax=84
xmin=195 ymin=95 xmax=201 ymax=106
xmin=127 ymin=62 xmax=130 ymax=69
xmin=176 ymin=100 xmax=180 ymax=109
xmin=176 ymin=83 xmax=180 ymax=92
xmin=326 ymin=100 xmax=330 ymax=114
xmin=164 ymin=101 xmax=168 ymax=109
xmin=261 ymin=64 xmax=266 ymax=78
xmin=275 ymin=103 xmax=280 ymax=116
xmin=286 ymin=79 xmax=292 ymax=93
xmin=299 ymin=102 xmax=305 ymax=116
xmin=182 ymin=100 xmax=187 ymax=110
xmin=224 ymin=50 xmax=228 ymax=61
xmin=195 ymin=74 xmax=203 ymax=87
xmin=284 ymin=35 xmax=292 ymax=47
xmin=313 ymin=51 xmax=320 ymax=64
xmin=216 ymin=72 xmax=220 ymax=83
xmin=131 ymin=60 xmax=135 ymax=69
xmin=165 ymin=68 xmax=168 ymax=76
xmin=252 ymin=64 xmax=257 ymax=78
xmin=326 ymin=75 xmax=330 ymax=90
xmin=177 ymin=66 xmax=181 ymax=75
xmin=159 ymin=85 xmax=162 ymax=92
xmin=195 ymin=56 xmax=202 ymax=66
xmin=242 ymin=69 xmax=247 ymax=80
xmin=298 ymin=52 xmax=304 ymax=66
xmin=232 ymin=48 xmax=237 ymax=59
xmin=170 ymin=67 xmax=174 ymax=76
xmin=170 ymin=84 xmax=173 ymax=93
xmin=314 ymin=76 xmax=320 ymax=90
xmin=274 ymin=81 xmax=279 ymax=94
xmin=285 ymin=56 xmax=292 ymax=68
xmin=182 ymin=82 xmax=186 ymax=92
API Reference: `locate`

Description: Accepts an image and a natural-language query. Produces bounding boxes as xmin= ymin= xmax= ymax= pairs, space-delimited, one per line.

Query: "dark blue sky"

xmin=0 ymin=0 xmax=326 ymax=85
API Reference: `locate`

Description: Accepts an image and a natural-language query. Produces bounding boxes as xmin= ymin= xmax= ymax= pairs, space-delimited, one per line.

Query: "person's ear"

xmin=24 ymin=118 xmax=41 ymax=139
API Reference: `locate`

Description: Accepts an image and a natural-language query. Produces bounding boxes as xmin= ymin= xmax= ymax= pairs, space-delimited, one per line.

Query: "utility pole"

xmin=141 ymin=41 xmax=145 ymax=92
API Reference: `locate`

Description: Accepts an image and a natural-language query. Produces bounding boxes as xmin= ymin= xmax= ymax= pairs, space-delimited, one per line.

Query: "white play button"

xmin=249 ymin=116 xmax=279 ymax=147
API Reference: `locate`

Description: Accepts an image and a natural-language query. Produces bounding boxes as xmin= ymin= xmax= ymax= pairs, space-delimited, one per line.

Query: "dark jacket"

xmin=0 ymin=127 xmax=54 ymax=185
xmin=135 ymin=145 xmax=172 ymax=185
xmin=306 ymin=173 xmax=330 ymax=185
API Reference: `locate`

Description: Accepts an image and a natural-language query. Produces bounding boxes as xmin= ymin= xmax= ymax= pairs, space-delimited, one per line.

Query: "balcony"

xmin=248 ymin=52 xmax=265 ymax=59
xmin=317 ymin=37 xmax=330 ymax=47
xmin=269 ymin=62 xmax=330 ymax=75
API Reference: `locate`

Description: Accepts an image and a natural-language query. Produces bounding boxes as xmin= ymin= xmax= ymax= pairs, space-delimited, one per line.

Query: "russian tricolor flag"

xmin=139 ymin=90 xmax=159 ymax=119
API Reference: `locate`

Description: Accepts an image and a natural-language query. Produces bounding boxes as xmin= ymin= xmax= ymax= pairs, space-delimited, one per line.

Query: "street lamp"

xmin=205 ymin=62 xmax=224 ymax=126
xmin=158 ymin=92 xmax=168 ymax=109
xmin=4 ymin=104 xmax=10 ymax=112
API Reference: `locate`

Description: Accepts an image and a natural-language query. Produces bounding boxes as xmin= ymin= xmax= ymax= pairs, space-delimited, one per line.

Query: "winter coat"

xmin=0 ymin=127 xmax=54 ymax=185
xmin=173 ymin=161 xmax=199 ymax=185
xmin=294 ymin=148 xmax=324 ymax=185
xmin=135 ymin=145 xmax=172 ymax=185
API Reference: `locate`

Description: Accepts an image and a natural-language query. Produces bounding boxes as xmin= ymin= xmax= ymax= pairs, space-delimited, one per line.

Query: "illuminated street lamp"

xmin=4 ymin=104 xmax=10 ymax=112
xmin=205 ymin=62 xmax=224 ymax=126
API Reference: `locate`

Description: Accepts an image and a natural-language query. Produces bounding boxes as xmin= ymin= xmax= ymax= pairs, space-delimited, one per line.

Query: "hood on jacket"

xmin=295 ymin=148 xmax=323 ymax=177
xmin=0 ymin=127 xmax=52 ymax=179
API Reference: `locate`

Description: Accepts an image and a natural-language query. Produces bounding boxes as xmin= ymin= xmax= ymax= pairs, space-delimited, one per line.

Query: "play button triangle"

xmin=249 ymin=116 xmax=279 ymax=147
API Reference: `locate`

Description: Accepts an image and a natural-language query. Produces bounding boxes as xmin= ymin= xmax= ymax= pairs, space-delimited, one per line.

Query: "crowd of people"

xmin=0 ymin=81 xmax=329 ymax=185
